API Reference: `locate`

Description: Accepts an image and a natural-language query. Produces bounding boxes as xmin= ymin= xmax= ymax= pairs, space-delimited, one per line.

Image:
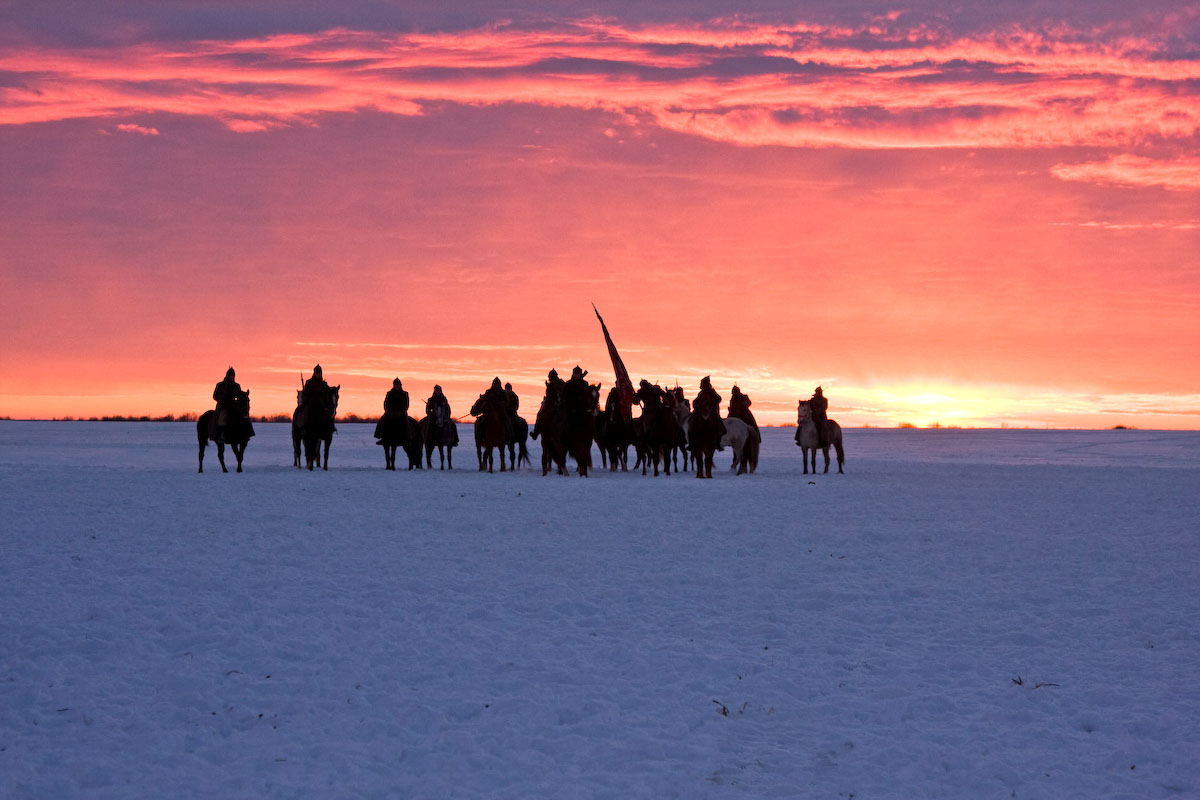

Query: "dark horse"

xmin=637 ymin=393 xmax=678 ymax=477
xmin=197 ymin=390 xmax=254 ymax=473
xmin=470 ymin=393 xmax=510 ymax=473
xmin=688 ymin=400 xmax=723 ymax=479
xmin=401 ymin=416 xmax=424 ymax=470
xmin=597 ymin=387 xmax=633 ymax=472
xmin=420 ymin=406 xmax=459 ymax=470
xmin=292 ymin=385 xmax=339 ymax=471
xmin=375 ymin=408 xmax=409 ymax=471
xmin=563 ymin=383 xmax=599 ymax=477
xmin=535 ymin=398 xmax=569 ymax=476
xmin=507 ymin=415 xmax=532 ymax=470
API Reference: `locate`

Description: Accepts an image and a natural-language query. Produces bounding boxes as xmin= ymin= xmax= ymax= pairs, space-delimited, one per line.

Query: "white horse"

xmin=721 ymin=417 xmax=760 ymax=474
xmin=796 ymin=401 xmax=844 ymax=474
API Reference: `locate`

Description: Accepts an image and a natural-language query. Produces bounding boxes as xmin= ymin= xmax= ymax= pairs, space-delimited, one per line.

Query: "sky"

xmin=1 ymin=1 xmax=1198 ymax=428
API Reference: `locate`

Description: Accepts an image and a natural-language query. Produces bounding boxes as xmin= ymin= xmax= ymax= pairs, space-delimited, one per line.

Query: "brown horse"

xmin=470 ymin=393 xmax=510 ymax=473
xmin=197 ymin=389 xmax=254 ymax=473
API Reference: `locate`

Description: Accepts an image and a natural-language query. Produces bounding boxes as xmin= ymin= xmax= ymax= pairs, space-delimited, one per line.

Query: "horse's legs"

xmin=822 ymin=446 xmax=831 ymax=473
xmin=322 ymin=439 xmax=330 ymax=471
xmin=216 ymin=442 xmax=228 ymax=473
xmin=233 ymin=442 xmax=244 ymax=472
xmin=198 ymin=440 xmax=206 ymax=473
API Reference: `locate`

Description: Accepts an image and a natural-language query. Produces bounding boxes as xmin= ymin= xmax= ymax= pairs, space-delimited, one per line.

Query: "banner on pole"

xmin=593 ymin=304 xmax=635 ymax=419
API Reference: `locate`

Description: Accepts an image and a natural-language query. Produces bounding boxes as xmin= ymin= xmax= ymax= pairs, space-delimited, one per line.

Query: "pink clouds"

xmin=1 ymin=18 xmax=1196 ymax=149
xmin=1051 ymin=155 xmax=1200 ymax=191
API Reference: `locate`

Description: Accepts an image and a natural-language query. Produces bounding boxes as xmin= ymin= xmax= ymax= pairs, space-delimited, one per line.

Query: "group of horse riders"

xmin=207 ymin=364 xmax=834 ymax=452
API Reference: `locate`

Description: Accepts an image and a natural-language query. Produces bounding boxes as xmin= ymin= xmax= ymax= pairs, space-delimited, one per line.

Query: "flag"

xmin=593 ymin=304 xmax=635 ymax=419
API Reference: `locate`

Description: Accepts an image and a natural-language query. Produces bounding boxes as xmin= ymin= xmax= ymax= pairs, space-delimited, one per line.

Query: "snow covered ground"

xmin=2 ymin=421 xmax=1198 ymax=799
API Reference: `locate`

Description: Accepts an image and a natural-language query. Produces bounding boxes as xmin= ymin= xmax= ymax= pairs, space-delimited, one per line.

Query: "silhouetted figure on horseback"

xmin=532 ymin=369 xmax=569 ymax=474
xmin=600 ymin=385 xmax=633 ymax=471
xmin=728 ymin=385 xmax=760 ymax=441
xmin=561 ymin=366 xmax=597 ymax=476
xmin=422 ymin=384 xmax=460 ymax=469
xmin=635 ymin=379 xmax=677 ymax=476
xmin=689 ymin=376 xmax=726 ymax=478
xmin=198 ymin=367 xmax=254 ymax=472
xmin=531 ymin=369 xmax=565 ymax=442
xmin=208 ymin=367 xmax=244 ymax=443
xmin=810 ymin=386 xmax=830 ymax=448
xmin=796 ymin=387 xmax=844 ymax=474
xmin=374 ymin=378 xmax=410 ymax=470
xmin=293 ymin=365 xmax=339 ymax=470
xmin=504 ymin=381 xmax=522 ymax=440
xmin=472 ymin=377 xmax=514 ymax=473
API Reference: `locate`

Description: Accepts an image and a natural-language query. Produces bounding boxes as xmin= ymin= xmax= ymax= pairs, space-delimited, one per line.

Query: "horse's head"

xmin=589 ymin=383 xmax=602 ymax=414
xmin=797 ymin=400 xmax=811 ymax=425
xmin=470 ymin=394 xmax=486 ymax=417
xmin=328 ymin=385 xmax=340 ymax=413
xmin=236 ymin=389 xmax=251 ymax=417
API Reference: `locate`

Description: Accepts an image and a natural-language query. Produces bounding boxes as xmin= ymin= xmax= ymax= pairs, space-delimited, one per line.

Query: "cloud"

xmin=1 ymin=18 xmax=1197 ymax=148
xmin=1050 ymin=219 xmax=1200 ymax=230
xmin=115 ymin=122 xmax=160 ymax=135
xmin=1050 ymin=155 xmax=1200 ymax=191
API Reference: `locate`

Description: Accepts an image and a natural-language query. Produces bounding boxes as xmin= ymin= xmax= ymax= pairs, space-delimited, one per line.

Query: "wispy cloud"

xmin=114 ymin=122 xmax=160 ymax=135
xmin=2 ymin=18 xmax=1196 ymax=148
xmin=1051 ymin=219 xmax=1200 ymax=230
xmin=1050 ymin=155 xmax=1200 ymax=191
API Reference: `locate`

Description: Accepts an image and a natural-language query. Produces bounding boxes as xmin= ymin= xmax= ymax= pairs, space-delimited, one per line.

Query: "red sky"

xmin=2 ymin=4 xmax=1198 ymax=427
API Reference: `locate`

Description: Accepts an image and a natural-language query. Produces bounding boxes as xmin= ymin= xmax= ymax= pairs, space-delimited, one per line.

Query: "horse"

xmin=534 ymin=400 xmax=569 ymax=476
xmin=401 ymin=416 xmax=424 ymax=470
xmin=721 ymin=416 xmax=760 ymax=475
xmin=470 ymin=393 xmax=510 ymax=473
xmin=421 ymin=406 xmax=459 ymax=470
xmin=506 ymin=415 xmax=532 ymax=471
xmin=597 ymin=389 xmax=633 ymax=472
xmin=292 ymin=385 xmax=339 ymax=471
xmin=688 ymin=401 xmax=723 ymax=479
xmin=638 ymin=401 xmax=678 ymax=477
xmin=197 ymin=389 xmax=254 ymax=473
xmin=796 ymin=400 xmax=845 ymax=474
xmin=563 ymin=382 xmax=599 ymax=477
xmin=375 ymin=409 xmax=409 ymax=471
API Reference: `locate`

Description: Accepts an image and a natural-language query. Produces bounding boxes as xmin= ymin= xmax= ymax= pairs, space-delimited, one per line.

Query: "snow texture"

xmin=2 ymin=422 xmax=1198 ymax=799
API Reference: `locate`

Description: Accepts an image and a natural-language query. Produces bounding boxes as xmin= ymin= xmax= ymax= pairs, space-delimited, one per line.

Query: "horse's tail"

xmin=518 ymin=439 xmax=531 ymax=468
xmin=746 ymin=431 xmax=760 ymax=472
xmin=830 ymin=421 xmax=845 ymax=466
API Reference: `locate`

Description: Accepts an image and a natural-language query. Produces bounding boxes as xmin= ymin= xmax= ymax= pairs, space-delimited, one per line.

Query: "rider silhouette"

xmin=694 ymin=376 xmax=727 ymax=446
xmin=728 ymin=384 xmax=760 ymax=439
xmin=210 ymin=367 xmax=242 ymax=441
xmin=810 ymin=386 xmax=830 ymax=447
xmin=532 ymin=369 xmax=566 ymax=440
xmin=374 ymin=378 xmax=410 ymax=443
xmin=483 ymin=377 xmax=514 ymax=440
